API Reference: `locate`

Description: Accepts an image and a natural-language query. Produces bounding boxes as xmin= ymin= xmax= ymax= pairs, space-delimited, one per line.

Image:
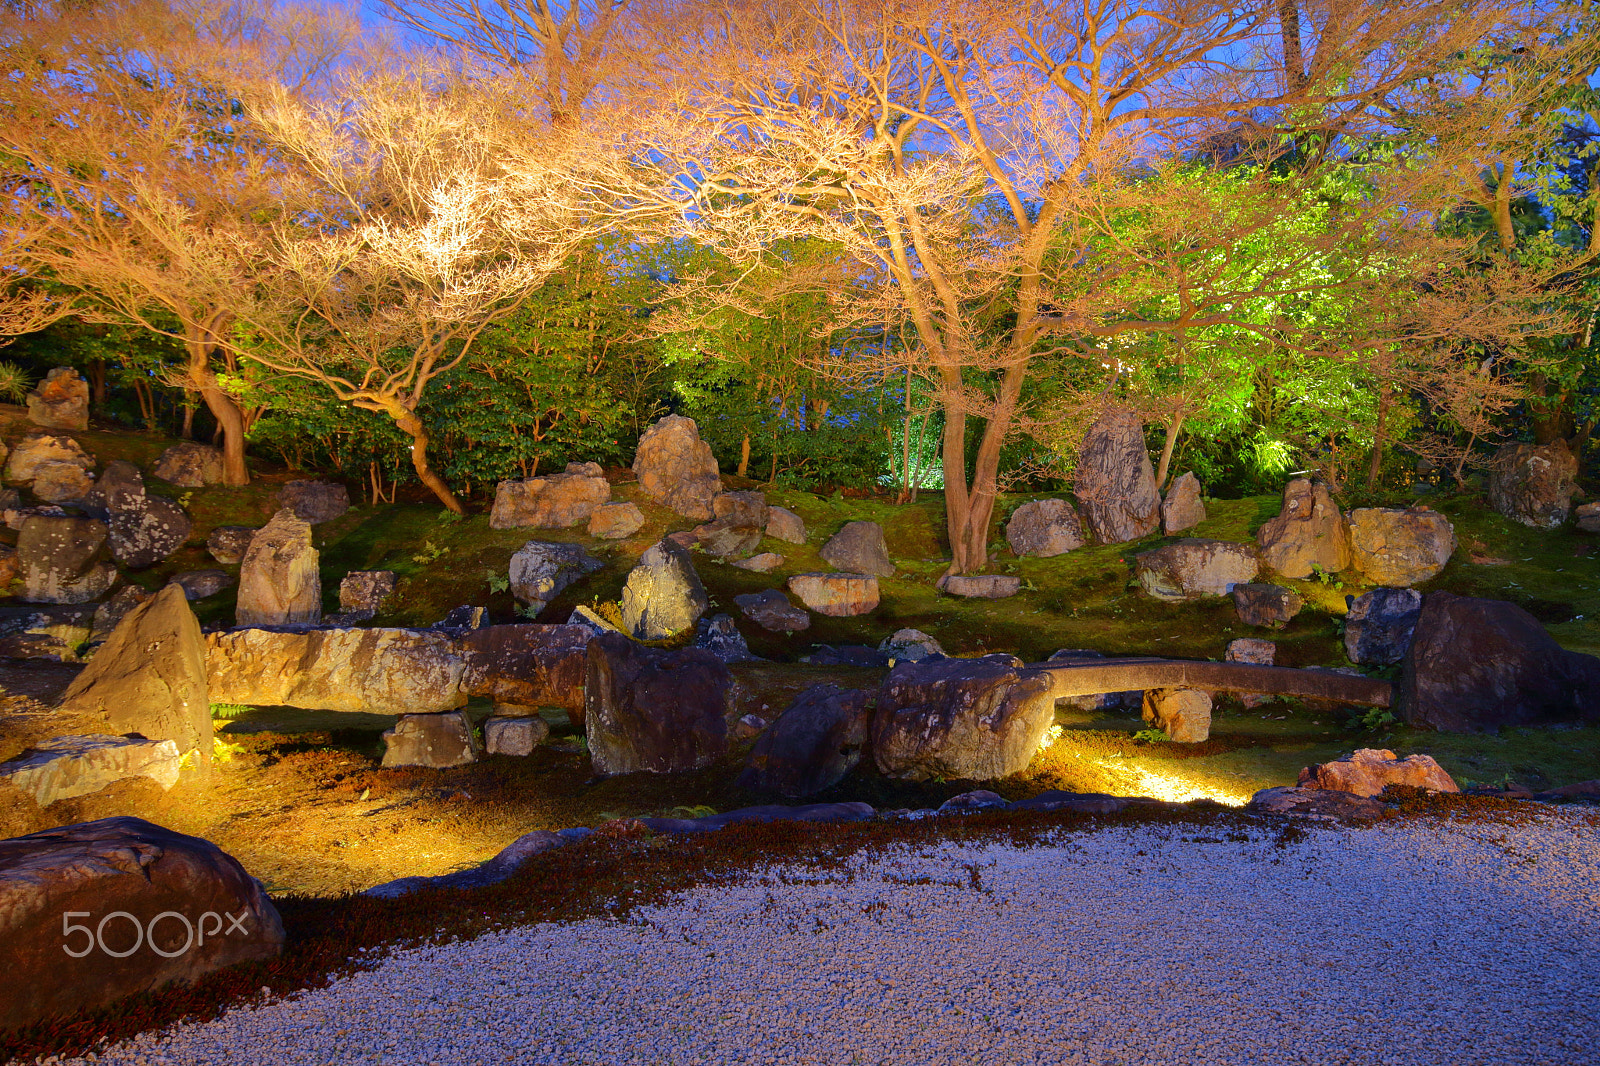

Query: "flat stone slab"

xmin=0 ymin=735 xmax=181 ymax=806
xmin=1032 ymin=656 xmax=1392 ymax=707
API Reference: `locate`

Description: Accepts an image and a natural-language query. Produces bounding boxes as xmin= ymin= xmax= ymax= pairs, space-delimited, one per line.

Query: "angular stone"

xmin=59 ymin=585 xmax=213 ymax=764
xmin=489 ymin=465 xmax=612 ymax=529
xmin=1347 ymin=508 xmax=1455 ymax=586
xmin=508 ymin=541 xmax=604 ymax=617
xmin=107 ymin=485 xmax=191 ymax=568
xmin=1073 ymin=407 xmax=1160 ymax=545
xmin=30 ymin=459 xmax=93 ymax=503
xmin=1400 ymin=592 xmax=1600 ymax=732
xmin=1160 ymin=471 xmax=1207 ymax=535
xmin=1230 ymin=582 xmax=1303 ymax=628
xmin=694 ymin=613 xmax=758 ymax=663
xmin=632 ymin=414 xmax=721 ymax=520
xmin=1006 ymin=498 xmax=1083 ymax=557
xmin=3 ymin=431 xmax=92 ymax=484
xmin=690 ymin=518 xmax=762 ymax=558
xmin=879 ymin=628 xmax=945 ymax=664
xmin=620 ymin=539 xmax=708 ymax=639
xmin=1255 ymin=479 xmax=1350 ymax=578
xmin=734 ymin=588 xmax=811 ymax=632
xmin=235 ymin=510 xmax=320 ymax=626
xmin=586 ymin=501 xmax=645 ymax=540
xmin=1298 ymin=748 xmax=1458 ymax=797
xmin=18 ymin=513 xmax=116 ymax=604
xmin=713 ymin=490 xmax=770 ymax=528
xmin=1246 ymin=786 xmax=1385 ymax=819
xmin=276 ymin=480 xmax=349 ymax=524
xmin=584 ymin=632 xmax=731 ymax=775
xmin=787 ymin=572 xmax=879 ymax=617
xmin=566 ymin=604 xmax=622 ymax=638
xmin=1141 ymin=688 xmax=1212 ymax=742
xmin=819 ymin=520 xmax=894 ymax=576
xmin=435 ymin=603 xmax=487 ymax=630
xmin=765 ymin=506 xmax=806 ymax=544
xmin=732 ymin=551 xmax=783 ymax=573
xmin=1135 ymin=538 xmax=1259 ymax=601
xmin=1488 ymin=439 xmax=1577 ymax=529
xmin=940 ymin=573 xmax=1022 ymax=599
xmin=151 ymin=442 xmax=224 ymax=487
xmin=0 ymin=735 xmax=181 ymax=807
xmin=25 ymin=367 xmax=89 ymax=430
xmin=939 ymin=789 xmax=1008 ymax=813
xmin=484 ymin=716 xmax=550 ymax=756
xmin=167 ymin=569 xmax=232 ymax=601
xmin=381 ymin=710 xmax=479 ymax=768
xmin=736 ymin=684 xmax=873 ymax=798
xmin=339 ymin=570 xmax=396 ymax=614
xmin=458 ymin=624 xmax=591 ymax=716
xmin=205 ymin=525 xmax=257 ymax=565
xmin=89 ymin=586 xmax=150 ymax=645
xmin=872 ymin=655 xmax=1055 ymax=782
xmin=1345 ymin=587 xmax=1423 ymax=666
xmin=207 ymin=627 xmax=467 ymax=714
xmin=1577 ymin=500 xmax=1600 ymax=534
xmin=0 ymin=817 xmax=284 ymax=1033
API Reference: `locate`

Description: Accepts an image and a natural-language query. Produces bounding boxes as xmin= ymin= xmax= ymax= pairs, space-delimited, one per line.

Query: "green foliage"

xmin=209 ymin=703 xmax=253 ymax=719
xmin=0 ymin=360 xmax=31 ymax=402
xmin=410 ymin=540 xmax=446 ymax=564
xmin=485 ymin=569 xmax=509 ymax=595
xmin=1131 ymin=728 xmax=1169 ymax=744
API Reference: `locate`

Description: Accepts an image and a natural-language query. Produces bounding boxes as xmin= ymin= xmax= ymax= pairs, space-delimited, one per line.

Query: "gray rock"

xmin=0 ymin=735 xmax=181 ymax=807
xmin=151 ymin=442 xmax=224 ymax=487
xmin=1246 ymin=786 xmax=1386 ymax=820
xmin=1487 ymin=439 xmax=1577 ymax=529
xmin=1005 ymin=499 xmax=1083 ymax=557
xmin=879 ymin=628 xmax=945 ymax=663
xmin=713 ymin=490 xmax=770 ymax=528
xmin=632 ymin=802 xmax=876 ymax=834
xmin=363 ymin=829 xmax=567 ymax=899
xmin=1134 ymin=538 xmax=1259 ymax=600
xmin=737 ymin=683 xmax=873 ymax=797
xmin=819 ymin=520 xmax=894 ymax=576
xmin=693 ymin=613 xmax=759 ymax=663
xmin=235 ymin=510 xmax=320 ymax=626
xmin=1073 ymin=407 xmax=1160 ymax=545
xmin=0 ymin=817 xmax=284 ymax=1033
xmin=3 ymin=431 xmax=92 ymax=484
xmin=340 ymin=570 xmax=397 ymax=614
xmin=872 ymin=655 xmax=1055 ymax=782
xmin=30 ymin=459 xmax=93 ymax=503
xmin=104 ymin=466 xmax=191 ymax=568
xmin=167 ymin=569 xmax=233 ymax=601
xmin=620 ymin=539 xmax=708 ymax=639
xmin=508 ymin=541 xmax=604 ymax=617
xmin=587 ymin=501 xmax=645 ymax=540
xmin=381 ymin=710 xmax=479 ymax=768
xmin=732 ymin=551 xmax=784 ymax=573
xmin=585 ymin=632 xmax=730 ymax=775
xmin=277 ymin=480 xmax=349 ymax=524
xmin=484 ymin=716 xmax=550 ymax=756
xmin=765 ymin=506 xmax=806 ymax=544
xmin=490 ymin=465 xmax=612 ymax=529
xmin=1009 ymin=790 xmax=1127 ymax=814
xmin=205 ymin=525 xmax=257 ymax=565
xmin=735 ymin=588 xmax=811 ymax=632
xmin=1344 ymin=588 xmax=1423 ymax=665
xmin=89 ymin=586 xmax=150 ymax=646
xmin=939 ymin=574 xmax=1022 ymax=599
xmin=24 ymin=367 xmax=89 ymax=430
xmin=17 ymin=513 xmax=116 ymax=604
xmin=1255 ymin=479 xmax=1350 ymax=578
xmin=457 ymin=624 xmax=591 ymax=719
xmin=1141 ymin=688 xmax=1212 ymax=742
xmin=938 ymin=789 xmax=1008 ymax=813
xmin=787 ymin=572 xmax=879 ymax=617
xmin=1161 ymin=471 xmax=1206 ymax=534
xmin=1230 ymin=582 xmax=1303 ymax=627
xmin=632 ymin=415 xmax=721 ymax=520
xmin=1347 ymin=507 xmax=1455 ymax=586
xmin=1576 ymin=500 xmax=1600 ymax=534
xmin=690 ymin=518 xmax=762 ymax=558
xmin=435 ymin=604 xmax=487 ymax=630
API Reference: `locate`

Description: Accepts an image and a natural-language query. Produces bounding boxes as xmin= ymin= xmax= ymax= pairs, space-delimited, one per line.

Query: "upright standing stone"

xmin=1160 ymin=471 xmax=1207 ymax=534
xmin=1344 ymin=587 xmax=1423 ymax=665
xmin=585 ymin=633 xmax=731 ymax=775
xmin=632 ymin=415 xmax=722 ymax=520
xmin=1487 ymin=440 xmax=1578 ymax=529
xmin=235 ymin=510 xmax=320 ymax=626
xmin=1255 ymin=479 xmax=1350 ymax=578
xmin=620 ymin=539 xmax=709 ymax=639
xmin=1073 ymin=408 xmax=1161 ymax=545
xmin=25 ymin=367 xmax=89 ymax=430
xmin=738 ymin=684 xmax=874 ymax=797
xmin=819 ymin=520 xmax=894 ymax=576
xmin=1141 ymin=688 xmax=1212 ymax=742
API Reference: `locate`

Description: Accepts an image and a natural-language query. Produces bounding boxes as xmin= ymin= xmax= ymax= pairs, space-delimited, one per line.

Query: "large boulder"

xmin=1487 ymin=439 xmax=1578 ymax=529
xmin=507 ymin=541 xmax=604 ymax=617
xmin=205 ymin=525 xmax=257 ymax=565
xmin=1160 ymin=472 xmax=1206 ymax=535
xmin=1072 ymin=408 xmax=1160 ymax=545
xmin=787 ymin=572 xmax=879 ymax=617
xmin=1344 ymin=587 xmax=1423 ymax=666
xmin=619 ymin=539 xmax=708 ymax=639
xmin=1401 ymin=592 xmax=1600 ymax=732
xmin=1005 ymin=499 xmax=1083 ymax=557
xmin=151 ymin=442 xmax=224 ymax=487
xmin=1255 ymin=479 xmax=1350 ymax=578
xmin=30 ymin=460 xmax=93 ymax=504
xmin=235 ymin=511 xmax=320 ymax=626
xmin=380 ymin=710 xmax=479 ymax=768
xmin=1141 ymin=688 xmax=1212 ymax=742
xmin=0 ymin=817 xmax=284 ymax=1033
xmin=101 ymin=462 xmax=192 ymax=569
xmin=1230 ymin=582 xmax=1303 ymax=628
xmin=737 ymin=684 xmax=873 ymax=797
xmin=734 ymin=588 xmax=811 ymax=632
xmin=765 ymin=506 xmax=807 ymax=544
xmin=632 ymin=415 xmax=721 ymax=520
xmin=713 ymin=490 xmax=770 ymax=528
xmin=1347 ymin=507 xmax=1455 ymax=586
xmin=1134 ymin=538 xmax=1259 ymax=600
xmin=489 ymin=463 xmax=611 ymax=529
xmin=206 ymin=627 xmax=468 ymax=714
xmin=872 ymin=655 xmax=1055 ymax=782
xmin=587 ymin=501 xmax=645 ymax=540
xmin=55 ymin=585 xmax=212 ymax=764
xmin=276 ymin=480 xmax=349 ymax=524
xmin=0 ymin=735 xmax=181 ymax=807
xmin=3 ymin=431 xmax=92 ymax=484
xmin=819 ymin=520 xmax=894 ymax=577
xmin=24 ymin=366 xmax=89 ymax=430
xmin=17 ymin=514 xmax=116 ymax=604
xmin=457 ymin=624 xmax=591 ymax=716
xmin=584 ymin=632 xmax=731 ymax=775
xmin=1298 ymin=748 xmax=1458 ymax=797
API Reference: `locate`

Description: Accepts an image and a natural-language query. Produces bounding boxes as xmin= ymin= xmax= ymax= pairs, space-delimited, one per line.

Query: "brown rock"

xmin=276 ymin=480 xmax=349 ymax=524
xmin=587 ymin=501 xmax=645 ymax=539
xmin=1230 ymin=583 xmax=1303 ymax=628
xmin=713 ymin=490 xmax=770 ymax=528
xmin=1576 ymin=501 xmax=1600 ymax=534
xmin=490 ymin=465 xmax=612 ymax=529
xmin=151 ymin=442 xmax=224 ymax=487
xmin=1255 ymin=479 xmax=1350 ymax=578
xmin=584 ymin=632 xmax=731 ymax=774
xmin=1005 ymin=499 xmax=1083 ymax=557
xmin=381 ymin=711 xmax=479 ymax=768
xmin=1225 ymin=637 xmax=1274 ymax=708
xmin=1487 ymin=439 xmax=1577 ymax=529
xmin=939 ymin=574 xmax=1022 ymax=599
xmin=1141 ymin=688 xmax=1212 ymax=742
xmin=819 ymin=520 xmax=894 ymax=577
xmin=1297 ymin=748 xmax=1458 ymax=797
xmin=458 ymin=624 xmax=590 ymax=720
xmin=765 ymin=506 xmax=806 ymax=544
xmin=732 ymin=552 xmax=784 ymax=573
xmin=235 ymin=510 xmax=320 ymax=626
xmin=206 ymin=626 xmax=468 ymax=715
xmin=872 ymin=655 xmax=1055 ymax=781
xmin=0 ymin=542 xmax=19 ymax=588
xmin=1160 ymin=471 xmax=1206 ymax=534
xmin=3 ymin=431 xmax=92 ymax=484
xmin=0 ymin=735 xmax=181 ymax=807
xmin=1072 ymin=407 xmax=1160 ymax=545
xmin=484 ymin=716 xmax=550 ymax=756
xmin=632 ymin=415 xmax=721 ymax=520
xmin=1246 ymin=786 xmax=1385 ymax=819
xmin=690 ymin=518 xmax=763 ymax=558
xmin=1347 ymin=507 xmax=1455 ymax=586
xmin=205 ymin=525 xmax=257 ymax=565
xmin=24 ymin=366 xmax=89 ymax=431
xmin=30 ymin=460 xmax=93 ymax=504
xmin=0 ymin=817 xmax=284 ymax=1033
xmin=1134 ymin=539 xmax=1259 ymax=600
xmin=166 ymin=569 xmax=232 ymax=602
xmin=338 ymin=570 xmax=396 ymax=616
xmin=787 ymin=572 xmax=879 ymax=617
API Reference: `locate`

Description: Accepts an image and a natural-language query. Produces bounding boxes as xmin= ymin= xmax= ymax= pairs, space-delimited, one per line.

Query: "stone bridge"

xmin=1034 ymin=656 xmax=1392 ymax=708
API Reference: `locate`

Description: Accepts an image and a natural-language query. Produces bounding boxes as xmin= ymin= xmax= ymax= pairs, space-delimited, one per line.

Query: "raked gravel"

xmin=41 ymin=811 xmax=1600 ymax=1066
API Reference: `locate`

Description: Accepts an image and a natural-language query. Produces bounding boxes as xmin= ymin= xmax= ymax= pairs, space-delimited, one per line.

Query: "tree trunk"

xmin=1366 ymin=387 xmax=1390 ymax=491
xmin=395 ymin=411 xmax=465 ymax=514
xmin=184 ymin=330 xmax=249 ymax=486
xmin=1526 ymin=372 xmax=1575 ymax=446
xmin=87 ymin=359 xmax=106 ymax=407
xmin=944 ymin=366 xmax=1026 ymax=575
xmin=1154 ymin=414 xmax=1184 ymax=490
xmin=1278 ymin=0 xmax=1305 ymax=90
xmin=737 ymin=431 xmax=750 ymax=478
xmin=180 ymin=396 xmax=196 ymax=440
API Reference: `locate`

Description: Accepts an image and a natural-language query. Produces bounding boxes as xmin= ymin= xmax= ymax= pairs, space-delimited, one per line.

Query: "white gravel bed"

xmin=44 ymin=812 xmax=1600 ymax=1066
